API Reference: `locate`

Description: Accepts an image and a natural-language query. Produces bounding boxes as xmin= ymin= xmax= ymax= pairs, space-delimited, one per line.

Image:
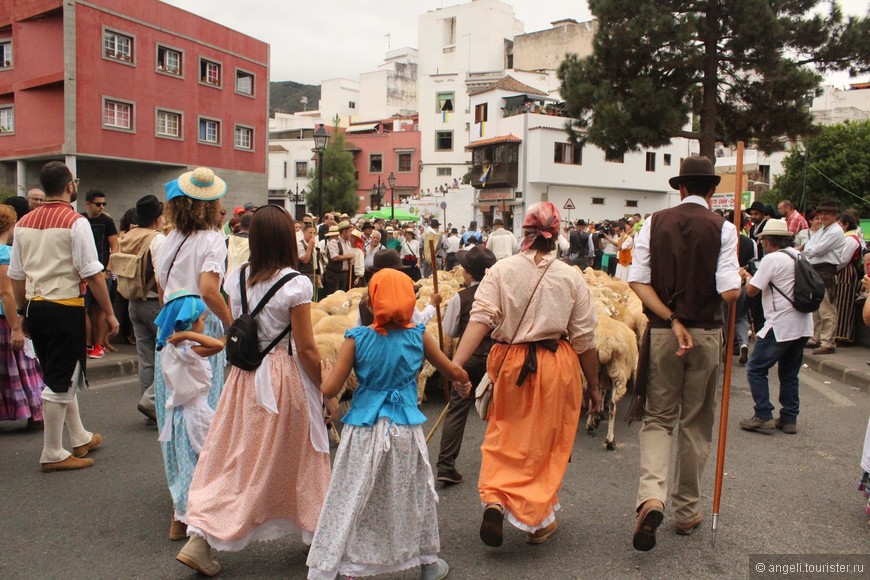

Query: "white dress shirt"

xmin=803 ymin=222 xmax=845 ymax=265
xmin=748 ymin=248 xmax=813 ymax=341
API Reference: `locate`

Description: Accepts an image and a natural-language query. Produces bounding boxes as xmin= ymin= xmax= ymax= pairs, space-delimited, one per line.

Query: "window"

xmin=435 ymin=131 xmax=453 ymax=151
xmin=663 ymin=153 xmax=672 ymax=166
xmin=443 ymin=17 xmax=456 ymax=46
xmin=283 ymin=162 xmax=288 ymax=179
xmin=0 ymin=41 xmax=11 ymax=68
xmin=605 ymin=150 xmax=624 ymax=163
xmin=235 ymin=70 xmax=254 ymax=96
xmin=553 ymin=142 xmax=582 ymax=165
xmin=348 ymin=101 xmax=356 ymax=109
xmin=199 ymin=58 xmax=222 ymax=87
xmin=626 ymin=200 xmax=639 ymax=208
xmin=103 ymin=98 xmax=133 ymax=131
xmin=234 ymin=125 xmax=253 ymax=150
xmin=592 ymin=197 xmax=605 ymax=205
xmin=198 ymin=117 xmax=221 ymax=144
xmin=0 ymin=106 xmax=13 ymax=134
xmin=295 ymin=162 xmax=308 ymax=178
xmin=436 ymin=167 xmax=452 ymax=177
xmin=369 ymin=154 xmax=383 ymax=173
xmin=437 ymin=92 xmax=454 ymax=114
xmin=474 ymin=103 xmax=488 ymax=124
xmin=104 ymin=29 xmax=134 ymax=63
xmin=398 ymin=153 xmax=412 ymax=173
xmin=645 ymin=152 xmax=656 ymax=172
xmin=155 ymin=109 xmax=181 ymax=138
xmin=157 ymin=45 xmax=182 ymax=76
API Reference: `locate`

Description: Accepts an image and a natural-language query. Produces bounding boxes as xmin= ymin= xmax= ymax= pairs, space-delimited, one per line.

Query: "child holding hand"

xmin=307 ymin=268 xmax=470 ymax=580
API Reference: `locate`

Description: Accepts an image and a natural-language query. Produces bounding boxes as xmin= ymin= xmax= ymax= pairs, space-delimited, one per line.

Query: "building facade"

xmin=0 ymin=0 xmax=269 ymax=213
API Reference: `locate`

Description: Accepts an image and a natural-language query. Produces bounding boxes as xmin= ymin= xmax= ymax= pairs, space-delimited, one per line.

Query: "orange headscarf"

xmin=368 ymin=269 xmax=416 ymax=335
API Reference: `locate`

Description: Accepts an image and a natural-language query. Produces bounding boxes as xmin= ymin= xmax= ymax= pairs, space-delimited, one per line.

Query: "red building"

xmin=0 ymin=0 xmax=268 ymax=212
xmin=345 ymin=115 xmax=421 ymax=213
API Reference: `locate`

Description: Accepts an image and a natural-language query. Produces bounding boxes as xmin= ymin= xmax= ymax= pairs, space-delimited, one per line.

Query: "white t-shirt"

xmin=158 ymin=229 xmax=227 ymax=301
xmin=748 ymin=248 xmax=813 ymax=342
xmin=223 ymin=266 xmax=313 ymax=351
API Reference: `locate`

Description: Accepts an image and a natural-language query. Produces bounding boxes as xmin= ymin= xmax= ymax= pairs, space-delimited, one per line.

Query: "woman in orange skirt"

xmin=452 ymin=202 xmax=602 ymax=547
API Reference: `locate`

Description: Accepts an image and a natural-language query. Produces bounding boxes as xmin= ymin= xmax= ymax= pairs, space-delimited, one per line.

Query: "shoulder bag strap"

xmin=250 ymin=271 xmax=301 ymax=356
xmin=239 ymin=264 xmax=250 ymax=315
xmin=769 ymin=249 xmax=797 ymax=307
xmin=165 ymin=234 xmax=191 ymax=283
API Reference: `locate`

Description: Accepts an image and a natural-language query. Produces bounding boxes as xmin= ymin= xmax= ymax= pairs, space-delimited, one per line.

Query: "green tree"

xmin=559 ymin=1 xmax=870 ymax=160
xmin=307 ymin=125 xmax=359 ymax=217
xmin=772 ymin=120 xmax=870 ymax=215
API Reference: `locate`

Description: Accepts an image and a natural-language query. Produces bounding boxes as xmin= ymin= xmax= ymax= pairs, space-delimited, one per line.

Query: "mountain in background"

xmin=269 ymin=81 xmax=320 ymax=116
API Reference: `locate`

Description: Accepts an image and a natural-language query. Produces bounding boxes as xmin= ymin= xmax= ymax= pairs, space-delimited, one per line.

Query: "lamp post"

xmin=388 ymin=171 xmax=396 ymax=223
xmin=288 ymin=184 xmax=305 ymax=221
xmin=370 ymin=175 xmax=382 ymax=211
xmin=313 ymin=123 xmax=329 ymax=221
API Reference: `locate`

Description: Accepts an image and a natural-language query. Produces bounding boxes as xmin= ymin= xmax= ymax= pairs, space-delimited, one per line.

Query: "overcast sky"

xmin=162 ymin=0 xmax=868 ymax=87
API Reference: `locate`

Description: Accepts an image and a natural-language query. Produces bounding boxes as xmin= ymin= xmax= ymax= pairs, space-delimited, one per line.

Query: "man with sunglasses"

xmin=81 ymin=189 xmax=119 ymax=359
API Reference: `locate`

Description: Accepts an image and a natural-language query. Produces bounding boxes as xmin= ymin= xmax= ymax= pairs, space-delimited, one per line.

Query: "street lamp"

xmin=388 ymin=171 xmax=396 ymax=222
xmin=288 ymin=184 xmax=305 ymax=221
xmin=313 ymin=123 xmax=329 ymax=220
xmin=370 ymin=175 xmax=382 ymax=211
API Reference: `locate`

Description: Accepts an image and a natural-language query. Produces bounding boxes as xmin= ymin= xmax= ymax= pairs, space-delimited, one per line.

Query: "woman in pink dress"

xmin=177 ymin=205 xmax=331 ymax=576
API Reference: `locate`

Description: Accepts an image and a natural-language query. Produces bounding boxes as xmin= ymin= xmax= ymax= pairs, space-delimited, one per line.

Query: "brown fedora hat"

xmin=815 ymin=199 xmax=839 ymax=213
xmin=369 ymin=249 xmax=403 ymax=272
xmin=668 ymin=156 xmax=721 ymax=190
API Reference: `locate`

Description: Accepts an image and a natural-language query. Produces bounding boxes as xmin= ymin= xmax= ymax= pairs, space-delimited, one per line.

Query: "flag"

xmin=480 ymin=164 xmax=492 ymax=188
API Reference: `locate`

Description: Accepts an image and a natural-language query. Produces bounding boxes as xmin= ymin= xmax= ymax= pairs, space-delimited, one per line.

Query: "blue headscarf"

xmin=154 ymin=290 xmax=207 ymax=350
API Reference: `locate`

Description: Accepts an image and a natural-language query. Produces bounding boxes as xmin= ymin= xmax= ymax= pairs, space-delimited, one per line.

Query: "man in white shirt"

xmin=485 ymin=219 xmax=518 ymax=261
xmin=738 ymin=219 xmax=813 ymax=435
xmin=802 ymin=200 xmax=846 ymax=354
xmin=445 ymin=228 xmax=461 ymax=270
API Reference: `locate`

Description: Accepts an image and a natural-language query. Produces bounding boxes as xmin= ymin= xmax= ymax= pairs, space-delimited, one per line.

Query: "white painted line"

xmin=801 ymin=371 xmax=856 ymax=407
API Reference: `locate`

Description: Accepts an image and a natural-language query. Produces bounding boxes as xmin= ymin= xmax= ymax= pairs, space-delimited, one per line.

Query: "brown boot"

xmin=177 ymin=535 xmax=221 ymax=577
xmin=72 ymin=433 xmax=103 ymax=458
xmin=526 ymin=519 xmax=559 ymax=544
xmin=41 ymin=455 xmax=94 ymax=472
xmin=675 ymin=511 xmax=703 ymax=536
xmin=632 ymin=499 xmax=665 ymax=551
xmin=169 ymin=519 xmax=188 ymax=541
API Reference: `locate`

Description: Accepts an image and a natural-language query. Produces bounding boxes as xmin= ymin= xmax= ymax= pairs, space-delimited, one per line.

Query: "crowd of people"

xmin=1 ymin=157 xmax=869 ymax=579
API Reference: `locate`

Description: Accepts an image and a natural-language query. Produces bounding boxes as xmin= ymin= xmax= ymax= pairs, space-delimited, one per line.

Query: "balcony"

xmin=465 ymin=137 xmax=521 ymax=189
xmin=468 ymin=161 xmax=518 ymax=189
xmin=502 ymin=94 xmax=568 ymax=118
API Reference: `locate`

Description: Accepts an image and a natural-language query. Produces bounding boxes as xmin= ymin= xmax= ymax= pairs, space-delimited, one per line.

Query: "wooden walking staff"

xmin=711 ymin=140 xmax=744 ymax=546
xmin=425 ymin=237 xmax=451 ymax=443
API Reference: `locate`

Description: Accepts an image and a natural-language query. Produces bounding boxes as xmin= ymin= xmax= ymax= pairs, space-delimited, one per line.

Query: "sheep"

xmin=587 ymin=304 xmax=639 ymax=450
xmin=309 ymin=308 xmax=328 ymax=329
xmin=316 ymin=291 xmax=350 ymax=315
xmin=313 ymin=314 xmax=354 ymax=336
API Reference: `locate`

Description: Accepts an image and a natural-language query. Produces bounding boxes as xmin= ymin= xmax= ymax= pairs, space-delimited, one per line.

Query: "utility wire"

xmin=807 ymin=163 xmax=865 ymax=204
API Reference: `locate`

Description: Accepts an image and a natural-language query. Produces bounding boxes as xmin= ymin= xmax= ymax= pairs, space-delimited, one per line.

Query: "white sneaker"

xmin=421 ymin=558 xmax=449 ymax=580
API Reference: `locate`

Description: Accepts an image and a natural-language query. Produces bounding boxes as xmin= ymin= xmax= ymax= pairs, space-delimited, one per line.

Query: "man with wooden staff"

xmin=628 ymin=156 xmax=741 ymax=551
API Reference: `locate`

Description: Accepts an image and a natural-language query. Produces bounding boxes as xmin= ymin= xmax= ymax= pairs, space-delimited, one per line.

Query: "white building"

xmin=267 ymin=113 xmax=328 ymax=216
xmin=417 ymin=0 xmax=524 ymax=194
xmin=318 ymin=78 xmax=360 ymax=127
xmin=466 ymin=75 xmax=689 ymax=232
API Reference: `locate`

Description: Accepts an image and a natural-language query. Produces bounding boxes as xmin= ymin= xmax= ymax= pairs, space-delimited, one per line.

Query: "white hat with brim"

xmin=165 ymin=167 xmax=227 ymax=201
xmin=757 ymin=218 xmax=793 ymax=238
xmin=325 ymin=225 xmax=341 ymax=237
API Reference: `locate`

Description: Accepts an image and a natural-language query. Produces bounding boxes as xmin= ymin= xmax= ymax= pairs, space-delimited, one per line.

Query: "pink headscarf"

xmin=520 ymin=202 xmax=561 ymax=251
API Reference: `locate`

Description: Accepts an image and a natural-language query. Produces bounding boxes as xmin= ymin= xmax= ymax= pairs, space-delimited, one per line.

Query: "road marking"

xmin=801 ymin=372 xmax=856 ymax=407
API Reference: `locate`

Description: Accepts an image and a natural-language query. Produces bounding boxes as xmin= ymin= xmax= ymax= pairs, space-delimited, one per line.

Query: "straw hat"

xmin=173 ymin=167 xmax=227 ymax=200
xmin=757 ymin=218 xmax=793 ymax=238
xmin=337 ymin=220 xmax=352 ymax=231
xmin=325 ymin=225 xmax=340 ymax=237
xmin=350 ymin=229 xmax=364 ymax=240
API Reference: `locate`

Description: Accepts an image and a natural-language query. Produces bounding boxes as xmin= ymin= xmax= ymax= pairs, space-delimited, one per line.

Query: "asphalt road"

xmin=1 ymin=366 xmax=868 ymax=579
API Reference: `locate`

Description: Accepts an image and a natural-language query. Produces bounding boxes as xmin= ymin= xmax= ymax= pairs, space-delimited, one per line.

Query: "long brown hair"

xmin=247 ymin=205 xmax=299 ymax=286
xmin=166 ymin=197 xmax=221 ymax=235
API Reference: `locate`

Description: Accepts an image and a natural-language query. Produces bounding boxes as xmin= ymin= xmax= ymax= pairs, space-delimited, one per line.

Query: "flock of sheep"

xmin=309 ymin=265 xmax=647 ymax=450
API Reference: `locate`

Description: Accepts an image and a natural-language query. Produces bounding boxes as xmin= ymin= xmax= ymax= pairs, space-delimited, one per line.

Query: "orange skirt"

xmin=478 ymin=340 xmax=583 ymax=531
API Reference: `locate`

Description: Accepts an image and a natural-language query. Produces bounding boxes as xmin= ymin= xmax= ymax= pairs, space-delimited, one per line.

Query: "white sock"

xmin=65 ymin=395 xmax=93 ymax=448
xmin=41 ymin=400 xmax=71 ymax=464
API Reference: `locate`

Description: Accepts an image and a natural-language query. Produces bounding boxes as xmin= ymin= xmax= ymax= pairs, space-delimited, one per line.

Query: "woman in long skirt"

xmin=452 ymin=202 xmax=602 ymax=547
xmin=835 ymin=213 xmax=863 ymax=343
xmin=177 ymin=206 xmax=332 ymax=576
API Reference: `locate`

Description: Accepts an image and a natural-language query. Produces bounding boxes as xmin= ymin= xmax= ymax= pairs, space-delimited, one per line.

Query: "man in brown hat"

xmin=322 ymin=221 xmax=354 ymax=294
xmin=628 ymin=155 xmax=741 ymax=550
xmin=802 ymin=200 xmax=845 ymax=354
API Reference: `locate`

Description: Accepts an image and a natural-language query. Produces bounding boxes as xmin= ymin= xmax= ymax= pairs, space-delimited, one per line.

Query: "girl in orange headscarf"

xmin=307 ymin=269 xmax=470 ymax=580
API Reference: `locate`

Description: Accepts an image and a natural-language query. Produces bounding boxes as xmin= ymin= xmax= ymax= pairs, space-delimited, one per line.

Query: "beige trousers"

xmin=636 ymin=328 xmax=722 ymax=522
xmin=811 ymin=288 xmax=838 ymax=348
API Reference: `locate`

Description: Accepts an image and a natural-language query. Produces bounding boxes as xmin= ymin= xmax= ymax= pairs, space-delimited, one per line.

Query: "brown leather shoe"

xmin=812 ymin=347 xmax=835 ymax=355
xmin=526 ymin=519 xmax=559 ymax=544
xmin=169 ymin=519 xmax=188 ymax=541
xmin=72 ymin=433 xmax=103 ymax=458
xmin=633 ymin=499 xmax=665 ymax=551
xmin=41 ymin=455 xmax=95 ymax=472
xmin=480 ymin=504 xmax=504 ymax=547
xmin=675 ymin=511 xmax=703 ymax=535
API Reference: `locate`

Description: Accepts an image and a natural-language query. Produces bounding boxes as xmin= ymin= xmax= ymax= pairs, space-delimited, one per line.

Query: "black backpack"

xmin=226 ymin=265 xmax=299 ymax=371
xmin=769 ymin=250 xmax=825 ymax=313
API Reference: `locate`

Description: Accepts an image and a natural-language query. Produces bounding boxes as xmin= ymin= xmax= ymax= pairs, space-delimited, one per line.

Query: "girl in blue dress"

xmin=307 ymin=268 xmax=470 ymax=580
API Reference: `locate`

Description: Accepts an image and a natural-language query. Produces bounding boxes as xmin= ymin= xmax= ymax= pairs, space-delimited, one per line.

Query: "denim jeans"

xmin=745 ymin=329 xmax=808 ymax=423
xmin=128 ymin=299 xmax=161 ymax=394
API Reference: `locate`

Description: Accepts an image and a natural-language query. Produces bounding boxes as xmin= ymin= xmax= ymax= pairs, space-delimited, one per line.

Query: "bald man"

xmin=27 ymin=188 xmax=46 ymax=211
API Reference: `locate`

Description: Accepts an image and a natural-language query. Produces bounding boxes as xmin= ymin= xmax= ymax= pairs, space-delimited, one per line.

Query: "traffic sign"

xmin=563 ymin=198 xmax=576 ymax=210
xmin=439 ymin=201 xmax=447 ymax=210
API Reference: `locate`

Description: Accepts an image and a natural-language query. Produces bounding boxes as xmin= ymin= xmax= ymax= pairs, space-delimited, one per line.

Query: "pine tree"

xmin=772 ymin=120 xmax=870 ymax=215
xmin=559 ymin=1 xmax=869 ymax=160
xmin=307 ymin=125 xmax=359 ymax=217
